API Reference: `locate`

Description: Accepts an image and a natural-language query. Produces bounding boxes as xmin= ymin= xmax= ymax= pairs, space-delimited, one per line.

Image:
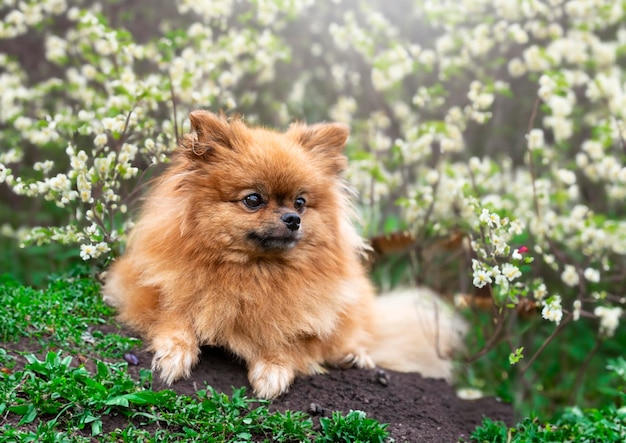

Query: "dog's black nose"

xmin=281 ymin=213 xmax=301 ymax=231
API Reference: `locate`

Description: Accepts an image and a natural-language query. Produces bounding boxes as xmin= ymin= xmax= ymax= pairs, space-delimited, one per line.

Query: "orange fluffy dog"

xmin=103 ymin=111 xmax=464 ymax=399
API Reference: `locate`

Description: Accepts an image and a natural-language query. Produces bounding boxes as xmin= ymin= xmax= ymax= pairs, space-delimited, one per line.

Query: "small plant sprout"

xmin=509 ymin=347 xmax=524 ymax=365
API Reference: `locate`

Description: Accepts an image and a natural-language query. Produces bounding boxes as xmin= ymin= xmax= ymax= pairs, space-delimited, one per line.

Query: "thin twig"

xmin=414 ymin=157 xmax=444 ymax=245
xmin=465 ymin=163 xmax=489 ymax=247
xmin=123 ymin=162 xmax=159 ymax=207
xmin=568 ymin=337 xmax=602 ymax=405
xmin=168 ymin=72 xmax=180 ymax=143
xmin=464 ymin=308 xmax=509 ymax=364
xmin=526 ymin=97 xmax=541 ymax=219
xmin=520 ymin=313 xmax=573 ymax=373
xmin=118 ymin=105 xmax=137 ymax=149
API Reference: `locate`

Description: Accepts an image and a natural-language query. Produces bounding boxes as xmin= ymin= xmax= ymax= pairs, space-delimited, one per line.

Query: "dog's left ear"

xmin=289 ymin=122 xmax=349 ymax=174
xmin=178 ymin=110 xmax=232 ymax=161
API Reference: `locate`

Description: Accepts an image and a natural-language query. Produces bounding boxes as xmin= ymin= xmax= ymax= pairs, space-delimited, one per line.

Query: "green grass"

xmin=317 ymin=410 xmax=389 ymax=443
xmin=469 ymin=356 xmax=626 ymax=442
xmin=0 ymin=271 xmax=139 ymax=359
xmin=0 ymin=274 xmax=391 ymax=442
xmin=470 ymin=407 xmax=626 ymax=443
xmin=0 ymin=350 xmax=317 ymax=441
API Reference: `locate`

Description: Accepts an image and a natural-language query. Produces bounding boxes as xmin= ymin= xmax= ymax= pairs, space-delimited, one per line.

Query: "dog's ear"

xmin=179 ymin=110 xmax=233 ymax=160
xmin=289 ymin=122 xmax=349 ymax=174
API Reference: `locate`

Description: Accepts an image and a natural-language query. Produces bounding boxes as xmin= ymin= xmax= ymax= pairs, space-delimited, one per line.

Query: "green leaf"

xmin=9 ymin=404 xmax=30 ymax=416
xmin=105 ymin=396 xmax=129 ymax=407
xmin=509 ymin=347 xmax=524 ymax=365
xmin=18 ymin=404 xmax=37 ymax=425
xmin=105 ymin=391 xmax=162 ymax=407
xmin=92 ymin=419 xmax=103 ymax=436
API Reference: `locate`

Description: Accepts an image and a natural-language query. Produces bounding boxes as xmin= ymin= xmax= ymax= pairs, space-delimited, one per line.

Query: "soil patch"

xmin=133 ymin=345 xmax=513 ymax=442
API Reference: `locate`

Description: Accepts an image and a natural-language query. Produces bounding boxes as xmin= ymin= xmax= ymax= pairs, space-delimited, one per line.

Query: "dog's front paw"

xmin=151 ymin=335 xmax=200 ymax=385
xmin=248 ymin=361 xmax=295 ymax=399
xmin=336 ymin=349 xmax=375 ymax=369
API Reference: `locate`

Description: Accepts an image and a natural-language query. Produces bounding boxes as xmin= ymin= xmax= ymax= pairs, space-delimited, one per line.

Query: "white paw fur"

xmin=151 ymin=336 xmax=200 ymax=385
xmin=248 ymin=361 xmax=295 ymax=399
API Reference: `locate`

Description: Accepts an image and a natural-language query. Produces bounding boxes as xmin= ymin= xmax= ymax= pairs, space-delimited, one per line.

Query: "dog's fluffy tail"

xmin=369 ymin=288 xmax=467 ymax=381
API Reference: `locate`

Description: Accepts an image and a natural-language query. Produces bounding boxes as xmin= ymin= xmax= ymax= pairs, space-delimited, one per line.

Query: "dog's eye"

xmin=243 ymin=193 xmax=264 ymax=209
xmin=294 ymin=197 xmax=306 ymax=212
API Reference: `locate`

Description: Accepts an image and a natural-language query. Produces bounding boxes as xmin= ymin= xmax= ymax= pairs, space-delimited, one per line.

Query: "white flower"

xmin=102 ymin=118 xmax=117 ymax=131
xmin=508 ymin=220 xmax=524 ymax=235
xmin=471 ymin=259 xmax=482 ymax=272
xmin=82 ymin=64 xmax=97 ymax=80
xmin=79 ymin=243 xmax=97 ymax=261
xmin=512 ymin=249 xmax=523 ymax=260
xmin=33 ymin=160 xmax=54 ymax=175
xmin=479 ymin=209 xmax=500 ymax=228
xmin=538 ymin=75 xmax=555 ymax=101
xmin=526 ymin=128 xmax=544 ymax=150
xmin=545 ymin=116 xmax=573 ymax=142
xmin=524 ymin=45 xmax=551 ymax=71
xmin=501 ymin=263 xmax=522 ymax=281
xmin=594 ymin=306 xmax=623 ymax=337
xmin=573 ymin=300 xmax=582 ymax=321
xmin=474 ymin=93 xmax=494 ymax=110
xmin=583 ymin=267 xmax=600 ymax=283
xmin=582 ymin=140 xmax=604 ymax=161
xmin=512 ymin=26 xmax=529 ymax=45
xmin=45 ymin=35 xmax=67 ymax=61
xmin=493 ymin=266 xmax=509 ymax=289
xmin=218 ymin=71 xmax=236 ymax=88
xmin=473 ymin=269 xmax=492 ymax=288
xmin=557 ymin=169 xmax=577 ymax=186
xmin=48 ymin=174 xmax=70 ymax=192
xmin=547 ymin=95 xmax=574 ymax=117
xmin=95 ymin=242 xmax=111 ymax=254
xmin=491 ymin=234 xmax=507 ymax=255
xmin=425 ymin=169 xmax=439 ymax=186
xmin=479 ymin=208 xmax=490 ymax=225
xmin=0 ymin=164 xmax=9 ymax=183
xmin=508 ymin=58 xmax=526 ymax=77
xmin=94 ymin=133 xmax=108 ymax=147
xmin=561 ymin=265 xmax=580 ymax=287
xmin=534 ymin=283 xmax=548 ymax=301
xmin=440 ymin=136 xmax=463 ymax=153
xmin=542 ymin=295 xmax=563 ymax=324
xmin=94 ymin=156 xmax=112 ymax=177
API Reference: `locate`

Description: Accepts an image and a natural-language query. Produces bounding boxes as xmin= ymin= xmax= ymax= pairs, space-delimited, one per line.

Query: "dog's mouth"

xmin=246 ymin=231 xmax=301 ymax=251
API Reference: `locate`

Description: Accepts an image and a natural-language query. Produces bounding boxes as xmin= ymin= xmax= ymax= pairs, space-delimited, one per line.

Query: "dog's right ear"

xmin=288 ymin=122 xmax=349 ymax=174
xmin=179 ymin=110 xmax=233 ymax=161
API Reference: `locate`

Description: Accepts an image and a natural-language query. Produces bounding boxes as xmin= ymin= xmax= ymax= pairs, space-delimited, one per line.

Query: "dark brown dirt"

xmin=135 ymin=345 xmax=513 ymax=443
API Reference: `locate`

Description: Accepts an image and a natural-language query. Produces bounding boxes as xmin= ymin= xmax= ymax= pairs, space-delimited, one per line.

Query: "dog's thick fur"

xmin=103 ymin=111 xmax=464 ymax=399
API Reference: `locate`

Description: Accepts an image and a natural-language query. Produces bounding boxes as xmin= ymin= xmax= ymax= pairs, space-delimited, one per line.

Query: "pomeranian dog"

xmin=103 ymin=110 xmax=465 ymax=399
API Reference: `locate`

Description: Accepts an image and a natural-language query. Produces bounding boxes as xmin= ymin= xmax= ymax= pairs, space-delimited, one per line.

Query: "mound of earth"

xmin=135 ymin=346 xmax=513 ymax=442
xmin=4 ymin=320 xmax=513 ymax=442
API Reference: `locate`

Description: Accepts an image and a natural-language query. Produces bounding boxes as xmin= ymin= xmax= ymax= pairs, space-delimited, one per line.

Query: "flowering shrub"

xmin=0 ymin=0 xmax=295 ymax=260
xmin=1 ymin=0 xmax=625 ymax=413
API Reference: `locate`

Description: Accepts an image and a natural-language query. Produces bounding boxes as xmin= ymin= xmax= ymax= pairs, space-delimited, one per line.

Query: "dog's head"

xmin=171 ymin=110 xmax=352 ymax=263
